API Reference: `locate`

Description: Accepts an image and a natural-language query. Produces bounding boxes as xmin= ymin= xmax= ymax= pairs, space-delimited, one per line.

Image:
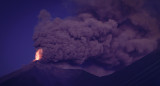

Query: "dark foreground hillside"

xmin=0 ymin=48 xmax=160 ymax=86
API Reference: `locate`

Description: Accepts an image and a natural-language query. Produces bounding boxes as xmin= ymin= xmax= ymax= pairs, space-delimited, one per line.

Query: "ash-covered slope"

xmin=0 ymin=62 xmax=99 ymax=86
xmin=100 ymin=48 xmax=160 ymax=86
xmin=0 ymin=48 xmax=160 ymax=86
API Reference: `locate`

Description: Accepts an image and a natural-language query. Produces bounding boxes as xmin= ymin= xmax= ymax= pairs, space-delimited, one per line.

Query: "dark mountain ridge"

xmin=0 ymin=48 xmax=160 ymax=86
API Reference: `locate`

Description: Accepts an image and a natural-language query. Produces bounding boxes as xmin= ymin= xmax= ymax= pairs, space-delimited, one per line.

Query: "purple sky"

xmin=0 ymin=0 xmax=160 ymax=77
xmin=0 ymin=0 xmax=73 ymax=77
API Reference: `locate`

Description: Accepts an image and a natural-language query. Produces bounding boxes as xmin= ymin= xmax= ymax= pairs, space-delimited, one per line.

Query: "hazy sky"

xmin=0 ymin=0 xmax=73 ymax=77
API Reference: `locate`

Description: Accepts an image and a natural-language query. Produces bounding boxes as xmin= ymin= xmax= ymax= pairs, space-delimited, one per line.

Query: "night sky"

xmin=1 ymin=0 xmax=160 ymax=78
xmin=0 ymin=0 xmax=73 ymax=77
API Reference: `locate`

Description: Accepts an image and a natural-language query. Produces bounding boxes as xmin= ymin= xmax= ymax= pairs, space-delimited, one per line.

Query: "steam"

xmin=33 ymin=0 xmax=160 ymax=75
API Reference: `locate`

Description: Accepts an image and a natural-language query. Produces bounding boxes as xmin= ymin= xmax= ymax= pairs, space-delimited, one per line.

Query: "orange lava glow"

xmin=34 ymin=48 xmax=43 ymax=61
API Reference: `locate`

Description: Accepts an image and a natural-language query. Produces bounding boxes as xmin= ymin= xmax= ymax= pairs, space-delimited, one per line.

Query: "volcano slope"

xmin=0 ymin=48 xmax=160 ymax=86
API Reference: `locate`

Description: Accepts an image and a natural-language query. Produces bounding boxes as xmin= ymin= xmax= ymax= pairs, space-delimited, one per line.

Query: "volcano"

xmin=0 ymin=62 xmax=99 ymax=86
xmin=0 ymin=48 xmax=160 ymax=86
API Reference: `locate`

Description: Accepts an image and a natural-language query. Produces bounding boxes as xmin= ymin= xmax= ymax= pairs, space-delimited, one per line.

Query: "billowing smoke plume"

xmin=33 ymin=0 xmax=160 ymax=75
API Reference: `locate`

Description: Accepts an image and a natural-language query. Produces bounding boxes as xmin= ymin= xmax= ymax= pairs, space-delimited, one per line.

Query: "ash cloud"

xmin=33 ymin=0 xmax=160 ymax=76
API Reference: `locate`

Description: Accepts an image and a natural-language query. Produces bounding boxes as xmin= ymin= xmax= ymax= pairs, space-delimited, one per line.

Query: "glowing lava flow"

xmin=34 ymin=48 xmax=43 ymax=61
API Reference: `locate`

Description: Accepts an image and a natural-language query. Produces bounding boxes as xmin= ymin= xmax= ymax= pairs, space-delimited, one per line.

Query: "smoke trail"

xmin=33 ymin=0 xmax=160 ymax=76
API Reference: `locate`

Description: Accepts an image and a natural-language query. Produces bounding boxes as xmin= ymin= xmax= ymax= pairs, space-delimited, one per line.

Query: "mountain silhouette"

xmin=0 ymin=48 xmax=160 ymax=86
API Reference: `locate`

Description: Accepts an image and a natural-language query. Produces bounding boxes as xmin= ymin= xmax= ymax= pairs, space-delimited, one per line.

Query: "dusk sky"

xmin=1 ymin=0 xmax=160 ymax=78
xmin=0 ymin=0 xmax=73 ymax=77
